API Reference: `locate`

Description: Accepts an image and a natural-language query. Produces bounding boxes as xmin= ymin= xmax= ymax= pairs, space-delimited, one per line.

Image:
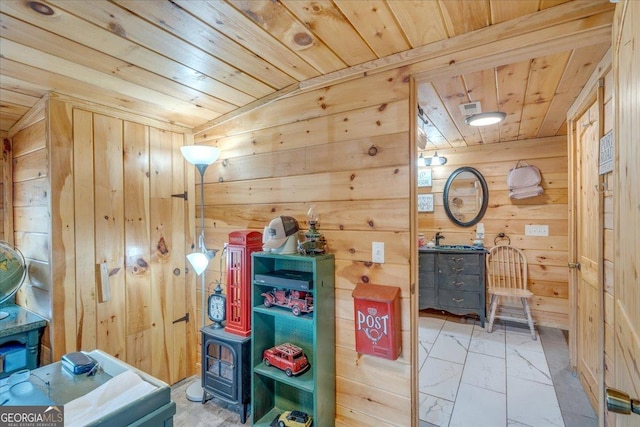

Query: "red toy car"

xmin=263 ymin=343 xmax=310 ymax=377
xmin=262 ymin=289 xmax=313 ymax=316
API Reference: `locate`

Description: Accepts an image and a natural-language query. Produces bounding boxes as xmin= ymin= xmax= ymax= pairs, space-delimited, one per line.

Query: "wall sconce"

xmin=419 ymin=152 xmax=447 ymax=166
xmin=465 ymin=111 xmax=506 ymax=126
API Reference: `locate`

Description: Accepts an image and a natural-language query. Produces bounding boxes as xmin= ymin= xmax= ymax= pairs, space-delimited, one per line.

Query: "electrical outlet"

xmin=525 ymin=225 xmax=549 ymax=236
xmin=372 ymin=242 xmax=385 ymax=263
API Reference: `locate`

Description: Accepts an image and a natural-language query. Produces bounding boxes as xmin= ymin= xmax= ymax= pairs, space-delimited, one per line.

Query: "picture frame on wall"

xmin=417 ymin=168 xmax=432 ymax=187
xmin=418 ymin=194 xmax=434 ymax=212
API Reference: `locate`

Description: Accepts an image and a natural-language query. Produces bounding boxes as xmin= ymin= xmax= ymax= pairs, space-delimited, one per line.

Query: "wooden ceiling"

xmin=0 ymin=0 xmax=612 ymax=140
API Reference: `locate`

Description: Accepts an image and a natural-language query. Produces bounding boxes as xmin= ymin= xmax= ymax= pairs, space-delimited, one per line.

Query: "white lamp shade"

xmin=186 ymin=252 xmax=209 ymax=275
xmin=180 ymin=145 xmax=220 ymax=166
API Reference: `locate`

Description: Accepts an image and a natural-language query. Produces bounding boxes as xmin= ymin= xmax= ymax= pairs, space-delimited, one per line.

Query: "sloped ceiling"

xmin=0 ymin=0 xmax=612 ymax=143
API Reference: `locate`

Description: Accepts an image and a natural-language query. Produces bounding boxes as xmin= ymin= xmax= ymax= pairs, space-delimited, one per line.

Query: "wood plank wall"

xmin=419 ymin=136 xmax=570 ymax=329
xmin=10 ymin=109 xmax=53 ymax=362
xmin=194 ymin=67 xmax=413 ymax=427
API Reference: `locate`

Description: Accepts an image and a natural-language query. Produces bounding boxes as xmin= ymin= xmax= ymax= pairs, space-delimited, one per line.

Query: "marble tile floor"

xmin=170 ymin=313 xmax=597 ymax=427
xmin=418 ymin=312 xmax=597 ymax=427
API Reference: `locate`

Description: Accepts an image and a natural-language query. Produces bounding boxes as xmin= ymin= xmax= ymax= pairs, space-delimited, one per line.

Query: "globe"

xmin=0 ymin=241 xmax=27 ymax=320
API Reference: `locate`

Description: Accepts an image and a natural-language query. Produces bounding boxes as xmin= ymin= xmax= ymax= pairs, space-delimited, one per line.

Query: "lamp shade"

xmin=186 ymin=252 xmax=210 ymax=275
xmin=465 ymin=112 xmax=506 ymax=126
xmin=180 ymin=145 xmax=220 ymax=166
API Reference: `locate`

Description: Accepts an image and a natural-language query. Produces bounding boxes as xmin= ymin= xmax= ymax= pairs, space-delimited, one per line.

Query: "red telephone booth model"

xmin=225 ymin=230 xmax=263 ymax=337
xmin=352 ymin=283 xmax=402 ymax=360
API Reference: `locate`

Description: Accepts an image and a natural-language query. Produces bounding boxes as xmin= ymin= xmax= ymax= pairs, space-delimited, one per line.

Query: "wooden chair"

xmin=486 ymin=245 xmax=536 ymax=339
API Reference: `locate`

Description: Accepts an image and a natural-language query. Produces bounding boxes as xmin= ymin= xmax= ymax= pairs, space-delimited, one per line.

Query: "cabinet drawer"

xmin=438 ymin=290 xmax=480 ymax=310
xmin=419 ymin=287 xmax=436 ymax=310
xmin=437 ymin=274 xmax=481 ymax=291
xmin=439 ymin=255 xmax=481 ymax=274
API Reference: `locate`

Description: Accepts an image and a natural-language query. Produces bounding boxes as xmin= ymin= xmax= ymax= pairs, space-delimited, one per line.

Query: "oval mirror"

xmin=443 ymin=167 xmax=489 ymax=227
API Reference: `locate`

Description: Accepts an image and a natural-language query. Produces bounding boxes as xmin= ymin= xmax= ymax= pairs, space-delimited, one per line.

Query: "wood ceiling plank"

xmin=300 ymin=1 xmax=613 ymax=92
xmin=53 ymin=0 xmax=264 ymax=102
xmin=65 ymin=0 xmax=273 ymax=98
xmin=490 ymin=0 xmax=539 ymax=24
xmin=387 ymin=0 xmax=448 ymax=48
xmin=0 ymin=75 xmax=48 ymax=99
xmin=69 ymin=0 xmax=273 ymax=98
xmin=496 ymin=59 xmax=531 ymax=142
xmin=519 ymin=50 xmax=572 ymax=139
xmin=0 ymin=58 xmax=202 ymax=128
xmin=0 ymin=12 xmax=236 ymax=116
xmin=229 ymin=0 xmax=346 ymax=74
xmin=174 ymin=0 xmax=320 ymax=82
xmin=114 ymin=0 xmax=293 ymax=91
xmin=0 ymin=102 xmax=29 ymax=117
xmin=281 ymin=0 xmax=377 ymax=66
xmin=334 ymin=0 xmax=411 ymax=57
xmin=438 ymin=0 xmax=490 ymax=36
xmin=538 ymin=42 xmax=610 ymax=137
xmin=418 ymin=82 xmax=465 ymax=147
xmin=431 ymin=75 xmax=483 ymax=145
xmin=0 ymin=1 xmax=250 ymax=107
xmin=0 ymin=88 xmax=41 ymax=107
xmin=462 ymin=68 xmax=501 ymax=144
xmin=0 ymin=38 xmax=217 ymax=122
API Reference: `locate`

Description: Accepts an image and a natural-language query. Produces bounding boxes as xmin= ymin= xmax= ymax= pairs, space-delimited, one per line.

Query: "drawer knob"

xmin=452 ymin=297 xmax=464 ymax=303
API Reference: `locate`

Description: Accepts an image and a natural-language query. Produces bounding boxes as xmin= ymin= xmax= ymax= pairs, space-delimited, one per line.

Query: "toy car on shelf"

xmin=262 ymin=343 xmax=310 ymax=377
xmin=269 ymin=410 xmax=313 ymax=427
xmin=261 ymin=289 xmax=313 ymax=316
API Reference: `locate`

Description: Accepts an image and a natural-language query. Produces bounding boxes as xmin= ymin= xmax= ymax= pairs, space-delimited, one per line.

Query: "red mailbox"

xmin=352 ymin=283 xmax=401 ymax=360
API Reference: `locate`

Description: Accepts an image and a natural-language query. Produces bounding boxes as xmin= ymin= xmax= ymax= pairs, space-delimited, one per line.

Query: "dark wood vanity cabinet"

xmin=419 ymin=248 xmax=487 ymax=327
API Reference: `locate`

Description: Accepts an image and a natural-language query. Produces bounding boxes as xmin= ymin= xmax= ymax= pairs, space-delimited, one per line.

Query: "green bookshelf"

xmin=250 ymin=252 xmax=335 ymax=427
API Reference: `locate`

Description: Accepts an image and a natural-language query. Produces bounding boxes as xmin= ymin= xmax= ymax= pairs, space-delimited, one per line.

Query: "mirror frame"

xmin=443 ymin=166 xmax=489 ymax=227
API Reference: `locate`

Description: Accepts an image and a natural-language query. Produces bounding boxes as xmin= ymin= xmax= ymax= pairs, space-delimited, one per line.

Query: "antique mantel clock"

xmin=207 ymin=281 xmax=226 ymax=328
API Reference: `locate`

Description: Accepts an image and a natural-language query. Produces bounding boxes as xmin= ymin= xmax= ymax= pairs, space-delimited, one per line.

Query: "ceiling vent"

xmin=459 ymin=101 xmax=482 ymax=117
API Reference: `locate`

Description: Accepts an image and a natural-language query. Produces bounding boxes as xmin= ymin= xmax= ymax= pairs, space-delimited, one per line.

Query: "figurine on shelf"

xmin=270 ymin=410 xmax=313 ymax=427
xmin=262 ymin=343 xmax=310 ymax=377
xmin=298 ymin=206 xmax=326 ymax=255
xmin=261 ymin=289 xmax=313 ymax=316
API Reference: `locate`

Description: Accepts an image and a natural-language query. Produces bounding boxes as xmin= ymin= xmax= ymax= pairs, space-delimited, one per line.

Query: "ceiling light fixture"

xmin=465 ymin=111 xmax=506 ymax=126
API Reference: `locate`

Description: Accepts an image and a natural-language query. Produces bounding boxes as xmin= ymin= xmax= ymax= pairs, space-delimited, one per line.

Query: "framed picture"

xmin=418 ymin=194 xmax=434 ymax=212
xmin=417 ymin=168 xmax=432 ymax=187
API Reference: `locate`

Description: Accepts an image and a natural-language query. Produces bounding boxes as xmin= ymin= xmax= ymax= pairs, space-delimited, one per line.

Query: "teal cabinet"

xmin=250 ymin=253 xmax=335 ymax=427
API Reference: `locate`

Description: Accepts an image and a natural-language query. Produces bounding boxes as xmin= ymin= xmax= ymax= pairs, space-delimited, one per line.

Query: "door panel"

xmin=73 ymin=110 xmax=188 ymax=385
xmin=576 ymin=102 xmax=601 ymax=410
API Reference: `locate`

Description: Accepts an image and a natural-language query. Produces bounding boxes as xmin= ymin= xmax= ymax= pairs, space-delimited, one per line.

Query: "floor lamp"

xmin=181 ymin=145 xmax=221 ymax=402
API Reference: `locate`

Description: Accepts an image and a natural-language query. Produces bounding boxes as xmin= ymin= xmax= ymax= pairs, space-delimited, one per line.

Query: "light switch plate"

xmin=372 ymin=242 xmax=384 ymax=263
xmin=525 ymin=225 xmax=549 ymax=236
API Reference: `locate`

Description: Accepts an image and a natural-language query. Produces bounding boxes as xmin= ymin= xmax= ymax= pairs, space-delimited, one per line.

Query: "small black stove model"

xmin=201 ymin=325 xmax=251 ymax=423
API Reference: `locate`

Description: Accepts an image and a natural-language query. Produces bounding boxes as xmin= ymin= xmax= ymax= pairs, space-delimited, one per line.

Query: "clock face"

xmin=208 ymin=294 xmax=226 ymax=322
